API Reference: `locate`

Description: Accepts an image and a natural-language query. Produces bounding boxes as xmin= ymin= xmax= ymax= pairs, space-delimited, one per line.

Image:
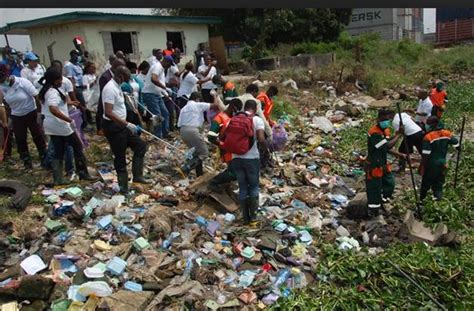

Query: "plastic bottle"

xmin=181 ymin=253 xmax=197 ymax=281
xmin=273 ymin=268 xmax=291 ymax=288
xmin=118 ymin=225 xmax=138 ymax=239
xmin=161 ymin=232 xmax=180 ymax=250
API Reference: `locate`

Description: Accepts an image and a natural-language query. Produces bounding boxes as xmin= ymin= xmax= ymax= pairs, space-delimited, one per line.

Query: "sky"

xmin=1 ymin=8 xmax=437 ymax=52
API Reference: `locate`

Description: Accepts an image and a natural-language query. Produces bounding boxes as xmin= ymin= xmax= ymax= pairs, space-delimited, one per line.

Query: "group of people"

xmin=365 ymin=81 xmax=457 ymax=218
xmin=0 ymin=41 xmax=281 ymax=227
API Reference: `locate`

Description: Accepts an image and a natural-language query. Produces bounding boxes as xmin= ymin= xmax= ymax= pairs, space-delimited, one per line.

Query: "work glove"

xmin=166 ymin=88 xmax=173 ymax=97
xmin=126 ymin=122 xmax=138 ymax=135
xmin=210 ymin=89 xmax=217 ymax=97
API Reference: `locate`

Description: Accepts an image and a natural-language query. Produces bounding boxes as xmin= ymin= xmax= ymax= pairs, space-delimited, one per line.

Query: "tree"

xmin=161 ymin=9 xmax=352 ymax=46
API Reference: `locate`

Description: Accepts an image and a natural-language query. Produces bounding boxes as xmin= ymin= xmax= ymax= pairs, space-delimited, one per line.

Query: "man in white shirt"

xmin=142 ymin=56 xmax=173 ymax=138
xmin=392 ymin=112 xmax=424 ymax=172
xmin=101 ymin=66 xmax=149 ymax=194
xmin=415 ymin=89 xmax=433 ymax=125
xmin=178 ymin=92 xmax=219 ymax=176
xmin=230 ymin=99 xmax=266 ymax=225
xmin=198 ymin=55 xmax=218 ymax=103
xmin=147 ymin=49 xmax=163 ymax=67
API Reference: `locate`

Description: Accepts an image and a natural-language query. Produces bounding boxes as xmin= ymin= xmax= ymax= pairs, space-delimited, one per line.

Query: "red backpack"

xmin=221 ymin=112 xmax=254 ymax=155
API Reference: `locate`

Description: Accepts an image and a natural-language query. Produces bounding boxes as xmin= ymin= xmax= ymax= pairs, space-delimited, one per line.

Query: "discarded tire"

xmin=0 ymin=180 xmax=32 ymax=210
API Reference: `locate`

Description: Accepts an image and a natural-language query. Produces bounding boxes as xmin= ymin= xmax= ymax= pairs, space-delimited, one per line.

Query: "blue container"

xmin=106 ymin=256 xmax=127 ymax=276
xmin=124 ymin=281 xmax=143 ymax=292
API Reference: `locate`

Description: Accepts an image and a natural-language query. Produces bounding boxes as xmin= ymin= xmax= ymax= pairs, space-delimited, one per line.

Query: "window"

xmin=111 ymin=32 xmax=133 ymax=54
xmin=166 ymin=31 xmax=186 ymax=53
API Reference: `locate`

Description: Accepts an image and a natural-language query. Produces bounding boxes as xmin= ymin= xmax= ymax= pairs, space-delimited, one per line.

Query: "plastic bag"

xmin=272 ymin=123 xmax=288 ymax=151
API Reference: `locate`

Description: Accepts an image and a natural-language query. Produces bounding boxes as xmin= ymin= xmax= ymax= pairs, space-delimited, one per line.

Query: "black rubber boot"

xmin=52 ymin=160 xmax=70 ymax=186
xmin=20 ymin=152 xmax=33 ymax=169
xmin=195 ymin=159 xmax=204 ymax=177
xmin=75 ymin=155 xmax=98 ymax=181
xmin=247 ymin=197 xmax=260 ymax=227
xmin=117 ymin=171 xmax=129 ymax=195
xmin=132 ymin=157 xmax=151 ymax=184
xmin=240 ymin=199 xmax=250 ymax=225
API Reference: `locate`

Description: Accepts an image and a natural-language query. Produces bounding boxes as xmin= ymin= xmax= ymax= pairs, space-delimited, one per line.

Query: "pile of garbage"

xmin=0 ymin=78 xmax=460 ymax=310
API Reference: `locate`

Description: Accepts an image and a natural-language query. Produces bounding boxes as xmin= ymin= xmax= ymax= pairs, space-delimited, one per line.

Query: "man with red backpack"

xmin=221 ymin=100 xmax=266 ymax=225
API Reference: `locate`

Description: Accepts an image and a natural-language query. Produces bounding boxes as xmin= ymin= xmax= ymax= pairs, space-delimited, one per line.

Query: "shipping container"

xmin=437 ymin=9 xmax=474 ymax=23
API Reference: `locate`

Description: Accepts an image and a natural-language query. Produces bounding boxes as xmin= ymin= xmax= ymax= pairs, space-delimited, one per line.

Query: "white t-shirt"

xmin=416 ymin=97 xmax=433 ymax=123
xmin=129 ymin=79 xmax=140 ymax=103
xmin=102 ymin=79 xmax=126 ymax=121
xmin=233 ymin=114 xmax=265 ymax=160
xmin=3 ymin=77 xmax=38 ymax=117
xmin=392 ymin=112 xmax=422 ymax=136
xmin=142 ymin=62 xmax=166 ymax=95
xmin=165 ymin=65 xmax=179 ymax=84
xmin=148 ymin=55 xmax=158 ymax=66
xmin=61 ymin=76 xmax=74 ymax=94
xmin=177 ymin=71 xmax=199 ymax=98
xmin=82 ymin=74 xmax=97 ymax=90
xmin=177 ymin=100 xmax=210 ymax=128
xmin=20 ymin=65 xmax=45 ymax=90
xmin=43 ymin=88 xmax=73 ymax=136
xmin=198 ymin=65 xmax=217 ymax=90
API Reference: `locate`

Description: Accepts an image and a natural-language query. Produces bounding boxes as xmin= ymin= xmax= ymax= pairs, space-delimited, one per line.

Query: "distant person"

xmin=136 ymin=61 xmax=150 ymax=85
xmin=225 ymin=99 xmax=266 ymax=226
xmin=430 ymin=81 xmax=448 ymax=119
xmin=121 ymin=61 xmax=144 ymax=127
xmin=177 ymin=62 xmax=204 ymax=109
xmin=164 ymin=56 xmax=180 ymax=131
xmin=420 ymin=116 xmax=459 ymax=201
xmin=413 ymin=89 xmax=433 ymax=125
xmin=163 ymin=41 xmax=175 ymax=57
xmin=64 ymin=49 xmax=91 ymax=127
xmin=207 ymin=98 xmax=243 ymax=192
xmin=212 ymin=74 xmax=238 ymax=101
xmin=102 ymin=66 xmax=149 ymax=194
xmin=392 ymin=112 xmax=423 ymax=172
xmin=194 ymin=43 xmax=208 ymax=68
xmin=257 ymin=85 xmax=279 ymax=127
xmin=198 ymin=56 xmax=218 ymax=104
xmin=0 ymin=71 xmax=46 ymax=169
xmin=115 ymin=50 xmax=126 ymax=60
xmin=101 ymin=54 xmax=116 ymax=75
xmin=148 ymin=49 xmax=163 ymax=66
xmin=0 ymin=51 xmax=23 ymax=77
xmin=96 ymin=58 xmax=126 ymax=134
xmin=142 ymin=55 xmax=173 ymax=138
xmin=39 ymin=67 xmax=95 ymax=185
xmin=177 ymin=91 xmax=219 ymax=176
xmin=365 ymin=109 xmax=403 ymax=218
xmin=21 ymin=52 xmax=45 ymax=90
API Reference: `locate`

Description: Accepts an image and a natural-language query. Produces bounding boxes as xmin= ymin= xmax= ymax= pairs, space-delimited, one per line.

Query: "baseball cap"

xmin=164 ymin=55 xmax=174 ymax=63
xmin=24 ymin=51 xmax=39 ymax=61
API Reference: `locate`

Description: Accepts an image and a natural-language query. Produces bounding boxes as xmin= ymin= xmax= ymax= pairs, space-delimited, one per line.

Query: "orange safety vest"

xmin=430 ymin=88 xmax=447 ymax=107
xmin=366 ymin=125 xmax=392 ymax=179
xmin=213 ymin=112 xmax=233 ymax=163
xmin=257 ymin=92 xmax=273 ymax=121
xmin=163 ymin=48 xmax=175 ymax=56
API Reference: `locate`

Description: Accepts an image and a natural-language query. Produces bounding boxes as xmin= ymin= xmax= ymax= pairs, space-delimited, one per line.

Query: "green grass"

xmin=276 ymin=79 xmax=474 ymax=310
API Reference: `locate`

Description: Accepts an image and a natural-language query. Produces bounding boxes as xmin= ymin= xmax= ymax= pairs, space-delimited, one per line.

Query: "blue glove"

xmin=136 ymin=125 xmax=143 ymax=134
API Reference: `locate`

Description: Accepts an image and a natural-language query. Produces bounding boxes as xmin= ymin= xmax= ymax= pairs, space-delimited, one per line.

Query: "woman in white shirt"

xmin=39 ymin=67 xmax=96 ymax=185
xmin=177 ymin=62 xmax=204 ymax=109
xmin=0 ymin=71 xmax=46 ymax=169
xmin=178 ymin=91 xmax=219 ymax=176
xmin=20 ymin=52 xmax=45 ymax=90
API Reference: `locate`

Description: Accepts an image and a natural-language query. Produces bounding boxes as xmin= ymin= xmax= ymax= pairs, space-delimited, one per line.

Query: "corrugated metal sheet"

xmin=436 ymin=19 xmax=474 ymax=44
xmin=437 ymin=9 xmax=474 ymax=23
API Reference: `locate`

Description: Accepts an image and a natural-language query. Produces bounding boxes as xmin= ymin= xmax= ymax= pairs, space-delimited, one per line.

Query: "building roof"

xmin=0 ymin=11 xmax=222 ymax=35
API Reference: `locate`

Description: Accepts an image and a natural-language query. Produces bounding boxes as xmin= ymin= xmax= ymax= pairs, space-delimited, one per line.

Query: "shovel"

xmin=396 ymin=102 xmax=423 ymax=219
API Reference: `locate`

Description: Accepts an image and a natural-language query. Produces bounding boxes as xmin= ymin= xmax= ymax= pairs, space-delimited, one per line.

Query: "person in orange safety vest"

xmin=256 ymin=85 xmax=278 ymax=127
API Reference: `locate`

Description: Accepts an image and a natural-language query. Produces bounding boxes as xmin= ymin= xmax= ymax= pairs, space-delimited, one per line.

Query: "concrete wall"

xmin=29 ymin=22 xmax=87 ymax=66
xmin=28 ymin=20 xmax=210 ymax=68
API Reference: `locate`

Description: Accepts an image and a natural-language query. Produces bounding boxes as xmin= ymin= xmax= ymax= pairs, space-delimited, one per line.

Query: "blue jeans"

xmin=143 ymin=93 xmax=169 ymax=138
xmin=43 ymin=140 xmax=74 ymax=174
xmin=231 ymin=158 xmax=260 ymax=201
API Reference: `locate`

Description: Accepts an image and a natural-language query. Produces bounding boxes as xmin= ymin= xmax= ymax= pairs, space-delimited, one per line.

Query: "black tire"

xmin=0 ymin=180 xmax=32 ymax=211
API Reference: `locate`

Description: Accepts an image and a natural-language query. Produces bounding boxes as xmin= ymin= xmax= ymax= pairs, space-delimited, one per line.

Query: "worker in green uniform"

xmin=419 ymin=116 xmax=459 ymax=201
xmin=365 ymin=109 xmax=404 ymax=217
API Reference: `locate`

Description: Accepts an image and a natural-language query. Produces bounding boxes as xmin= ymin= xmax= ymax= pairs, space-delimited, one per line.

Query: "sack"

xmin=222 ymin=112 xmax=254 ymax=155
